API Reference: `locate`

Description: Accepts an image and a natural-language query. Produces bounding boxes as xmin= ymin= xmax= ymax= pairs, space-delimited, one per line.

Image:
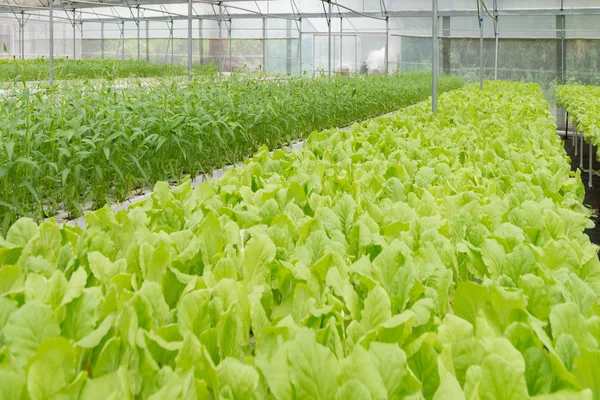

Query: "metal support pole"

xmin=187 ymin=0 xmax=192 ymax=76
xmin=137 ymin=6 xmax=140 ymax=61
xmin=493 ymin=0 xmax=498 ymax=80
xmin=561 ymin=0 xmax=565 ymax=85
xmin=478 ymin=0 xmax=483 ymax=90
xmin=20 ymin=12 xmax=24 ymax=60
xmin=121 ymin=21 xmax=125 ymax=60
xmin=432 ymin=0 xmax=438 ymax=114
xmin=385 ymin=17 xmax=389 ymax=74
xmin=567 ymin=112 xmax=571 ymax=144
xmin=101 ymin=21 xmax=104 ymax=59
xmin=580 ymin=128 xmax=584 ymax=170
xmin=340 ymin=17 xmax=343 ymax=73
xmin=146 ymin=20 xmax=149 ymax=62
xmin=218 ymin=3 xmax=223 ymax=78
xmin=49 ymin=0 xmax=54 ymax=85
xmin=229 ymin=23 xmax=232 ymax=73
xmin=575 ymin=126 xmax=578 ymax=155
xmin=299 ymin=18 xmax=302 ymax=75
xmin=328 ymin=0 xmax=332 ymax=78
xmin=170 ymin=21 xmax=174 ymax=64
xmin=199 ymin=19 xmax=203 ymax=64
xmin=262 ymin=17 xmax=266 ymax=72
xmin=73 ymin=10 xmax=77 ymax=60
xmin=589 ymin=140 xmax=593 ymax=188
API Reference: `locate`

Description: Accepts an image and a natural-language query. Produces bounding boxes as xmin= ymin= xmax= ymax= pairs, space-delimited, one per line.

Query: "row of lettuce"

xmin=556 ymin=84 xmax=600 ymax=149
xmin=0 ymin=72 xmax=463 ymax=233
xmin=1 ymin=81 xmax=599 ymax=399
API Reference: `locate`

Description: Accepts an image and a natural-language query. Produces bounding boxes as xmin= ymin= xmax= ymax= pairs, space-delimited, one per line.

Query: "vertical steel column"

xmin=589 ymin=140 xmax=593 ymax=188
xmin=187 ymin=0 xmax=192 ymax=76
xmin=80 ymin=20 xmax=84 ymax=59
xmin=494 ymin=0 xmax=498 ymax=80
xmin=298 ymin=18 xmax=302 ymax=75
xmin=575 ymin=126 xmax=578 ymax=155
xmin=199 ymin=19 xmax=203 ymax=64
xmin=49 ymin=0 xmax=54 ymax=85
xmin=73 ymin=10 xmax=77 ymax=60
xmin=478 ymin=0 xmax=483 ymax=90
xmin=262 ymin=17 xmax=266 ymax=72
xmin=218 ymin=3 xmax=223 ymax=78
xmin=340 ymin=17 xmax=343 ymax=73
xmin=101 ymin=21 xmax=104 ymax=59
xmin=580 ymin=128 xmax=584 ymax=170
xmin=385 ymin=17 xmax=389 ymax=74
xmin=20 ymin=12 xmax=24 ymax=59
xmin=146 ymin=20 xmax=149 ymax=62
xmin=328 ymin=0 xmax=332 ymax=78
xmin=561 ymin=0 xmax=565 ymax=85
xmin=229 ymin=21 xmax=232 ymax=73
xmin=137 ymin=6 xmax=140 ymax=61
xmin=432 ymin=0 xmax=438 ymax=114
xmin=121 ymin=21 xmax=125 ymax=60
xmin=170 ymin=21 xmax=174 ymax=64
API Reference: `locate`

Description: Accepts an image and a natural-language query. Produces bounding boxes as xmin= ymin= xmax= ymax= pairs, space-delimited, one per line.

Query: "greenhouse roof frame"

xmin=2 ymin=0 xmax=600 ymax=22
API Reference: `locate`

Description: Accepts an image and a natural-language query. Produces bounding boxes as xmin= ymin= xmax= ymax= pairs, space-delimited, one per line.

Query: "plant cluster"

xmin=0 ymin=72 xmax=463 ymax=232
xmin=0 ymin=81 xmax=598 ymax=398
xmin=0 ymin=59 xmax=218 ymax=83
xmin=556 ymin=84 xmax=600 ymax=146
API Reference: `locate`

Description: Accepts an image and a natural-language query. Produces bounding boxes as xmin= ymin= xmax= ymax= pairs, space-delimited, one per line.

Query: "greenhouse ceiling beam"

xmin=6 ymin=6 xmax=600 ymax=19
xmin=76 ymin=8 xmax=600 ymax=23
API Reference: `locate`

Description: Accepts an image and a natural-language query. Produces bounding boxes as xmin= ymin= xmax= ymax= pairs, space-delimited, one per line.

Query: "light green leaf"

xmin=335 ymin=380 xmax=373 ymax=400
xmin=218 ymin=358 xmax=261 ymax=400
xmin=243 ymin=234 xmax=276 ymax=291
xmin=3 ymin=301 xmax=60 ymax=367
xmin=26 ymin=337 xmax=77 ymax=400
xmin=361 ymin=285 xmax=392 ymax=331
xmin=288 ymin=330 xmax=339 ymax=400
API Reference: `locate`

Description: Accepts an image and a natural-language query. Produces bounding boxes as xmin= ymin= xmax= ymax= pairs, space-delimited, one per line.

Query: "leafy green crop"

xmin=0 ymin=72 xmax=463 ymax=232
xmin=556 ymin=84 xmax=600 ymax=148
xmin=0 ymin=81 xmax=598 ymax=399
xmin=0 ymin=58 xmax=218 ymax=83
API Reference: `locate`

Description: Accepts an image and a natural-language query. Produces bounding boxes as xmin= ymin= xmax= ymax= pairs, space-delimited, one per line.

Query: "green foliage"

xmin=0 ymin=81 xmax=598 ymax=398
xmin=0 ymin=72 xmax=463 ymax=232
xmin=0 ymin=58 xmax=217 ymax=82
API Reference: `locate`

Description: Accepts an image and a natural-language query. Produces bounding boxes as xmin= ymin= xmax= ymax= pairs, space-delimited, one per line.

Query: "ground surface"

xmin=562 ymin=133 xmax=600 ymax=244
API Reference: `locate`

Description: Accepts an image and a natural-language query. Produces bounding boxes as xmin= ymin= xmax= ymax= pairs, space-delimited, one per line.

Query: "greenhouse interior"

xmin=1 ymin=0 xmax=600 ymax=399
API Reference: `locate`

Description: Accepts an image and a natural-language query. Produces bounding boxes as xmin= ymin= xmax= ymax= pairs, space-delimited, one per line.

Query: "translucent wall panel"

xmin=0 ymin=16 xmax=80 ymax=60
xmin=565 ymin=0 xmax=600 ymax=8
xmin=566 ymin=15 xmax=600 ymax=38
xmin=497 ymin=0 xmax=561 ymax=9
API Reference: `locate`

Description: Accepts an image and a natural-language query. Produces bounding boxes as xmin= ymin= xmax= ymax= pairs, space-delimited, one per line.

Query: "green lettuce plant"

xmin=0 ymin=81 xmax=598 ymax=399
